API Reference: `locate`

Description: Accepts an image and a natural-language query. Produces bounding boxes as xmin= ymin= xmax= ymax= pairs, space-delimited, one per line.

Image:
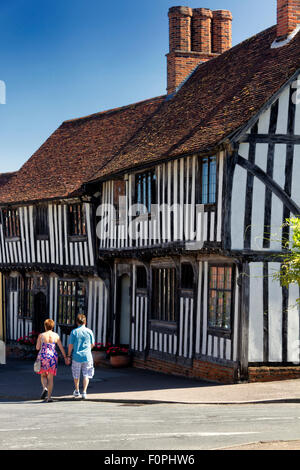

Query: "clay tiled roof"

xmin=0 ymin=96 xmax=165 ymax=204
xmin=1 ymin=25 xmax=300 ymax=204
xmin=92 ymin=25 xmax=300 ymax=181
xmin=0 ymin=172 xmax=17 ymax=187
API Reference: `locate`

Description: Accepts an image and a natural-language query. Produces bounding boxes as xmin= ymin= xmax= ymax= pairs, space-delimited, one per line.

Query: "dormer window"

xmin=68 ymin=204 xmax=87 ymax=237
xmin=2 ymin=207 xmax=20 ymax=239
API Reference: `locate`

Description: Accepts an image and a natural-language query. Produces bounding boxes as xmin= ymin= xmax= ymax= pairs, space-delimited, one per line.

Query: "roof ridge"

xmin=173 ymin=25 xmax=277 ymax=98
xmin=62 ymin=95 xmax=166 ymax=126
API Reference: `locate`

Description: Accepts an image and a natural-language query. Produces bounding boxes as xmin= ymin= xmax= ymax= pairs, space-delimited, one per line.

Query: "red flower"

xmin=107 ymin=345 xmax=129 ymax=357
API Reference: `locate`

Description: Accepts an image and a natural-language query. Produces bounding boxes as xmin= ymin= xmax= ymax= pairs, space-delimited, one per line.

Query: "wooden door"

xmin=118 ymin=275 xmax=131 ymax=346
xmin=33 ymin=292 xmax=47 ymax=333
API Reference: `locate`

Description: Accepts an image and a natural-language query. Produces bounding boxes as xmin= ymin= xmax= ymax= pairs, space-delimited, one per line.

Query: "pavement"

xmin=0 ymin=358 xmax=300 ymax=405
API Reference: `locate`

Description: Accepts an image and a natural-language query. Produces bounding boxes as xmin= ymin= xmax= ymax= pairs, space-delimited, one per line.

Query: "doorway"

xmin=117 ymin=274 xmax=131 ymax=346
xmin=33 ymin=292 xmax=47 ymax=333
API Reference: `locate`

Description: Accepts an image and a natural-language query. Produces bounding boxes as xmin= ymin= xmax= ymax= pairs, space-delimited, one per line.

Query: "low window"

xmin=181 ymin=264 xmax=194 ymax=290
xmin=2 ymin=208 xmax=20 ymax=238
xmin=68 ymin=204 xmax=87 ymax=237
xmin=136 ymin=266 xmax=147 ymax=290
xmin=208 ymin=265 xmax=233 ymax=331
xmin=57 ymin=280 xmax=86 ymax=326
xmin=24 ymin=277 xmax=34 ymax=319
xmin=35 ymin=205 xmax=49 ymax=238
xmin=152 ymin=267 xmax=176 ymax=322
xmin=8 ymin=276 xmax=25 ymax=318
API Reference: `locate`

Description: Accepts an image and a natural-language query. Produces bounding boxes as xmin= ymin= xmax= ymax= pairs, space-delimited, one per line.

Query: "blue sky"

xmin=0 ymin=0 xmax=276 ymax=173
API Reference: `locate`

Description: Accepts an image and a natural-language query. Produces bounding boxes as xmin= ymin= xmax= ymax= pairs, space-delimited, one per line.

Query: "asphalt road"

xmin=0 ymin=401 xmax=300 ymax=451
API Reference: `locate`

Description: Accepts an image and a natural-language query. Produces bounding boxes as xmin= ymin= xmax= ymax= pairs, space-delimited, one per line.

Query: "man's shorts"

xmin=71 ymin=360 xmax=95 ymax=379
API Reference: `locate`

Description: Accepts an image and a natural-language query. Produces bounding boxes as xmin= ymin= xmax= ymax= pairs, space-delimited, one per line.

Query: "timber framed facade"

xmin=0 ymin=198 xmax=109 ymax=347
xmin=1 ymin=1 xmax=300 ymax=383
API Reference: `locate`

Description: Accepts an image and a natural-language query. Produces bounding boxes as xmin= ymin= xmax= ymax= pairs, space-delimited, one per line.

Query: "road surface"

xmin=0 ymin=400 xmax=299 ymax=451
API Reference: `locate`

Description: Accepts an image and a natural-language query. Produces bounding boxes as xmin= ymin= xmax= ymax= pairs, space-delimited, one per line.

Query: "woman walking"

xmin=36 ymin=319 xmax=68 ymax=402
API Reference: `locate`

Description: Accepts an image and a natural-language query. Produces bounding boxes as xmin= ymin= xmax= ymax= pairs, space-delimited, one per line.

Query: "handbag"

xmin=34 ymin=334 xmax=43 ymax=373
xmin=34 ymin=354 xmax=41 ymax=373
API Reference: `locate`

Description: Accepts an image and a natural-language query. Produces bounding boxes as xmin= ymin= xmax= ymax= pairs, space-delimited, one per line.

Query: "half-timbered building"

xmin=0 ymin=98 xmax=164 ymax=347
xmin=1 ymin=0 xmax=300 ymax=382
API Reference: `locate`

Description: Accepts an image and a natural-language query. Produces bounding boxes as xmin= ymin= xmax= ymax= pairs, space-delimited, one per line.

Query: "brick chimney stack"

xmin=167 ymin=6 xmax=233 ymax=95
xmin=212 ymin=10 xmax=233 ymax=53
xmin=277 ymin=0 xmax=300 ymax=41
xmin=192 ymin=8 xmax=213 ymax=53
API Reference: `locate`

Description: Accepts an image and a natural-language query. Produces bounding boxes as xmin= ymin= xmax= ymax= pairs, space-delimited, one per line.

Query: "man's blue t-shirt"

xmin=69 ymin=325 xmax=95 ymax=363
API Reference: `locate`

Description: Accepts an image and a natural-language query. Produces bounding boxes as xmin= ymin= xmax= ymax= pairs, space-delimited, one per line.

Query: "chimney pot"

xmin=192 ymin=8 xmax=213 ymax=53
xmin=212 ymin=9 xmax=233 ymax=54
xmin=277 ymin=0 xmax=300 ymax=41
xmin=193 ymin=8 xmax=213 ymax=18
xmin=167 ymin=5 xmax=233 ymax=94
xmin=213 ymin=9 xmax=233 ymax=20
xmin=168 ymin=6 xmax=193 ymax=17
xmin=168 ymin=5 xmax=193 ymax=53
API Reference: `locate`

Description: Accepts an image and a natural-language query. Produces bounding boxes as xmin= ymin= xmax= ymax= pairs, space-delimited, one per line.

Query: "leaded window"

xmin=57 ymin=280 xmax=86 ymax=325
xmin=24 ymin=277 xmax=34 ymax=319
xmin=152 ymin=267 xmax=176 ymax=322
xmin=181 ymin=264 xmax=194 ymax=290
xmin=208 ymin=265 xmax=233 ymax=331
xmin=8 ymin=276 xmax=24 ymax=317
xmin=200 ymin=156 xmax=216 ymax=204
xmin=136 ymin=266 xmax=147 ymax=290
xmin=2 ymin=208 xmax=20 ymax=238
xmin=113 ymin=180 xmax=126 ymax=223
xmin=68 ymin=204 xmax=87 ymax=237
xmin=35 ymin=205 xmax=49 ymax=238
xmin=135 ymin=170 xmax=157 ymax=214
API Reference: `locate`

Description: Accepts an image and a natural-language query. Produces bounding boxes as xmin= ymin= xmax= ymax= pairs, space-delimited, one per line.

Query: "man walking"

xmin=67 ymin=314 xmax=95 ymax=399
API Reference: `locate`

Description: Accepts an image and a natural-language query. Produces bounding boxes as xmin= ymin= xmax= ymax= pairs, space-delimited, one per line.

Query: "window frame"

xmin=34 ymin=205 xmax=49 ymax=240
xmin=207 ymin=264 xmax=235 ymax=337
xmin=134 ymin=169 xmax=157 ymax=216
xmin=67 ymin=203 xmax=87 ymax=240
xmin=8 ymin=276 xmax=25 ymax=319
xmin=2 ymin=207 xmax=20 ymax=240
xmin=57 ymin=279 xmax=87 ymax=326
xmin=151 ymin=266 xmax=177 ymax=324
xmin=199 ymin=155 xmax=217 ymax=205
xmin=24 ymin=277 xmax=35 ymax=319
xmin=180 ymin=263 xmax=194 ymax=291
xmin=113 ymin=179 xmax=126 ymax=225
xmin=136 ymin=265 xmax=148 ymax=293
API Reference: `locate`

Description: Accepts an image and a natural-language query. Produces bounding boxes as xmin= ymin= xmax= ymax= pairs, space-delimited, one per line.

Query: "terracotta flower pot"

xmin=92 ymin=350 xmax=107 ymax=366
xmin=110 ymin=355 xmax=131 ymax=368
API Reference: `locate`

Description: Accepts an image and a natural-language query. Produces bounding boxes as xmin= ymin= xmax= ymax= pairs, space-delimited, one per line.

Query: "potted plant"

xmin=107 ymin=345 xmax=131 ymax=368
xmin=17 ymin=331 xmax=39 ymax=349
xmin=92 ymin=342 xmax=110 ymax=366
xmin=15 ymin=331 xmax=39 ymax=359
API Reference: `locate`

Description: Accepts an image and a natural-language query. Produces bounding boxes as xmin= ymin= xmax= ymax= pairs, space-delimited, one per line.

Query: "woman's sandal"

xmin=40 ymin=388 xmax=48 ymax=400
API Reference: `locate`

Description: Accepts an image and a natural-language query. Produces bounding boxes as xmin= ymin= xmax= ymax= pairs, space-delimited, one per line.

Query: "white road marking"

xmin=78 ymin=431 xmax=261 ymax=443
xmin=0 ymin=427 xmax=41 ymax=432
